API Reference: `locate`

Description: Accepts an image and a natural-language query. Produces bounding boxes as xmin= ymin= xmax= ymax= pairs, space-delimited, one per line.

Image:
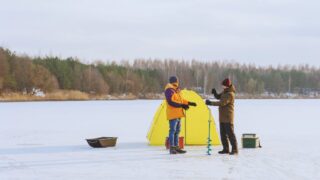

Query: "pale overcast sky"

xmin=1 ymin=0 xmax=320 ymax=66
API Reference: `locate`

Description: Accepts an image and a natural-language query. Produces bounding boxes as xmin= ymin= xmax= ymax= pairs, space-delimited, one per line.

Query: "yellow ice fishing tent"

xmin=147 ymin=90 xmax=221 ymax=146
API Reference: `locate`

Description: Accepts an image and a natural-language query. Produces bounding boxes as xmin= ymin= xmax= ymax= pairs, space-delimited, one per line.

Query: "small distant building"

xmin=32 ymin=88 xmax=45 ymax=97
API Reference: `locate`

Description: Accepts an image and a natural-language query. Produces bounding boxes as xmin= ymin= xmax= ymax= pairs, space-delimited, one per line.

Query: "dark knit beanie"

xmin=222 ymin=78 xmax=232 ymax=87
xmin=169 ymin=76 xmax=178 ymax=84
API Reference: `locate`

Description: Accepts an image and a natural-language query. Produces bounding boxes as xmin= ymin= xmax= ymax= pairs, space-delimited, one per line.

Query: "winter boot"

xmin=229 ymin=149 xmax=238 ymax=155
xmin=169 ymin=146 xmax=177 ymax=154
xmin=174 ymin=146 xmax=187 ymax=154
xmin=218 ymin=149 xmax=230 ymax=154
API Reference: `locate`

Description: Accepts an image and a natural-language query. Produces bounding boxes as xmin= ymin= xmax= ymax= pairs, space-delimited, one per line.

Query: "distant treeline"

xmin=0 ymin=47 xmax=320 ymax=96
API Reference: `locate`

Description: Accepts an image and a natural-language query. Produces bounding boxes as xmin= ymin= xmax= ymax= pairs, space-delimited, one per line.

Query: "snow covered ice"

xmin=0 ymin=100 xmax=319 ymax=179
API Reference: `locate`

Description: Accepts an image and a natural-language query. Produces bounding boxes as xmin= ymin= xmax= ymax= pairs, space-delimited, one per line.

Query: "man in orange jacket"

xmin=164 ymin=76 xmax=197 ymax=154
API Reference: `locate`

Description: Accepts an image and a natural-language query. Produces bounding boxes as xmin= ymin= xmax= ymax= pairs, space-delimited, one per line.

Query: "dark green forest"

xmin=1 ymin=47 xmax=319 ymax=96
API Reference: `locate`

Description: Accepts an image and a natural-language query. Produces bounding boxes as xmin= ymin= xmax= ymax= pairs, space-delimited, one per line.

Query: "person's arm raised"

xmin=211 ymin=88 xmax=221 ymax=99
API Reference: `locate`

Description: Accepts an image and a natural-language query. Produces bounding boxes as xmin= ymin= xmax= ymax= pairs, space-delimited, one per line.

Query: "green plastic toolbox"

xmin=242 ymin=134 xmax=261 ymax=148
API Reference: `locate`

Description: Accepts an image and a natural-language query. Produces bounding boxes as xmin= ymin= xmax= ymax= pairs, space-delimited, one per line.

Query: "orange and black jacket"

xmin=164 ymin=83 xmax=189 ymax=120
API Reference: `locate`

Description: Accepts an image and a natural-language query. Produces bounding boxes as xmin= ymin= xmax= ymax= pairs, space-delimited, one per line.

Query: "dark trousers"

xmin=220 ymin=123 xmax=238 ymax=151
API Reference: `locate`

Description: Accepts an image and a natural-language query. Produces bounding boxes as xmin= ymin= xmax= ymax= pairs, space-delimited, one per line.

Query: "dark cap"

xmin=169 ymin=76 xmax=178 ymax=83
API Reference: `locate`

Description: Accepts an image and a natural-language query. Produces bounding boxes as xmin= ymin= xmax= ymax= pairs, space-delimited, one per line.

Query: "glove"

xmin=205 ymin=99 xmax=212 ymax=105
xmin=211 ymin=88 xmax=221 ymax=99
xmin=181 ymin=104 xmax=189 ymax=110
xmin=211 ymin=88 xmax=217 ymax=95
xmin=188 ymin=102 xmax=197 ymax=107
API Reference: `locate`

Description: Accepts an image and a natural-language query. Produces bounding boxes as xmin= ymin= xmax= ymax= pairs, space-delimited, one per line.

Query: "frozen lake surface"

xmin=0 ymin=99 xmax=319 ymax=179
